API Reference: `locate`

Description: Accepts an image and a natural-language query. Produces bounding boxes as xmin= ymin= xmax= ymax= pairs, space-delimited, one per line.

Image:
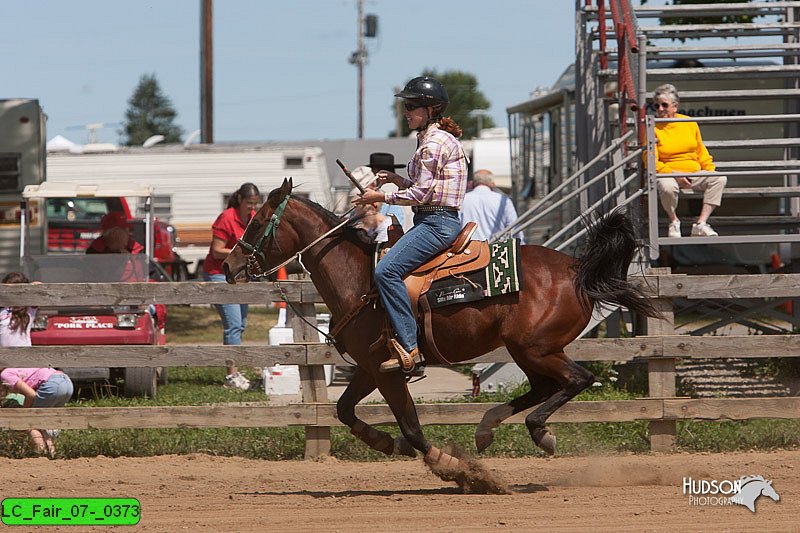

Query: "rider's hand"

xmin=375 ymin=170 xmax=400 ymax=187
xmin=353 ymin=189 xmax=386 ymax=206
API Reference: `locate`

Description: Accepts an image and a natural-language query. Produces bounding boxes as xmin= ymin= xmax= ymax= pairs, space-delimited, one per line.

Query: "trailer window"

xmin=284 ymin=155 xmax=304 ymax=169
xmin=0 ymin=153 xmax=20 ymax=191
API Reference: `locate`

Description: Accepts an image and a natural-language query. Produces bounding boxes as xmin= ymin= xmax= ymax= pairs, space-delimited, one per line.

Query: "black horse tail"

xmin=574 ymin=208 xmax=659 ymax=318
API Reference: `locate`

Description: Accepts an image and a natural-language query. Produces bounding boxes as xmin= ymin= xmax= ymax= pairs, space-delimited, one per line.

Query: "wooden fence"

xmin=2 ymin=273 xmax=800 ymax=457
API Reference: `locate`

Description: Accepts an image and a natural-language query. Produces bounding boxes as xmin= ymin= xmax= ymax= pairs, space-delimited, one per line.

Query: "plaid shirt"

xmin=386 ymin=123 xmax=468 ymax=207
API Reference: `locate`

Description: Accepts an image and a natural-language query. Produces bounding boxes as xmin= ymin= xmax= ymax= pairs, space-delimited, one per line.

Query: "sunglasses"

xmin=656 ymin=101 xmax=673 ymax=109
xmin=404 ymin=102 xmax=425 ymax=111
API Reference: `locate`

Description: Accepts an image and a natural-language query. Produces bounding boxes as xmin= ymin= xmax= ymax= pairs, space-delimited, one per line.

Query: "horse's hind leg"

xmin=475 ymin=372 xmax=560 ymax=453
xmin=336 ymin=366 xmax=415 ymax=457
xmin=522 ymin=352 xmax=594 ymax=455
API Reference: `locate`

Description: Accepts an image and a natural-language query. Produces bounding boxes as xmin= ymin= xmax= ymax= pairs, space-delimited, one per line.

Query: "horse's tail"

xmin=574 ymin=208 xmax=659 ymax=318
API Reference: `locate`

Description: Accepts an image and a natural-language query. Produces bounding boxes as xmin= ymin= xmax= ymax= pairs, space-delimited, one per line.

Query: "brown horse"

xmin=224 ymin=178 xmax=656 ymax=469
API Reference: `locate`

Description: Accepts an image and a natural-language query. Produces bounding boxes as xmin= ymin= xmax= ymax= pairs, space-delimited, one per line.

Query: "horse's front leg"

xmin=336 ymin=366 xmax=415 ymax=457
xmin=375 ymin=371 xmax=461 ymax=468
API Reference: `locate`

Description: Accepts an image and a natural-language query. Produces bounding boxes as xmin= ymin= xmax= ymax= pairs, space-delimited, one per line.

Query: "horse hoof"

xmin=393 ymin=436 xmax=416 ymax=457
xmin=475 ymin=430 xmax=494 ymax=453
xmin=532 ymin=428 xmax=557 ymax=456
xmin=424 ymin=446 xmax=462 ymax=469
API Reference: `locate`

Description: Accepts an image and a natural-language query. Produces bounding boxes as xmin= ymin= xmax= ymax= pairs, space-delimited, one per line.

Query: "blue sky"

xmin=2 ymin=1 xmax=577 ymax=144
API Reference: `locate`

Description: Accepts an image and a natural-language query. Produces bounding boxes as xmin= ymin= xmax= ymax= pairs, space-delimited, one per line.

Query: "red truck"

xmin=21 ymin=183 xmax=170 ymax=398
xmin=44 ymin=195 xmax=188 ymax=280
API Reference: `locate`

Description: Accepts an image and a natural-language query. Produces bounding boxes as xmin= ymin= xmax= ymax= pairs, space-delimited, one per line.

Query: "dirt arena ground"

xmin=2 ymin=450 xmax=798 ymax=532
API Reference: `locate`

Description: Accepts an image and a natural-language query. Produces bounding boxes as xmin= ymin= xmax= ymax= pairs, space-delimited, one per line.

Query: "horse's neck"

xmin=294 ymin=214 xmax=372 ymax=316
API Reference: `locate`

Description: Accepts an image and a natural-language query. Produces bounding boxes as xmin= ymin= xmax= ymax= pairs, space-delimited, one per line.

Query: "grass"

xmin=1 ymin=307 xmax=798 ymax=459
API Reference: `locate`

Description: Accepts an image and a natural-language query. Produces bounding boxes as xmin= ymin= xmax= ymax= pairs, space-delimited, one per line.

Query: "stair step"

xmin=660 ymin=89 xmax=800 ymax=102
xmin=682 ymin=186 xmax=800 ymax=197
xmin=660 ymin=216 xmax=800 ymax=228
xmin=632 ymin=2 xmax=800 ymax=18
xmin=675 ymin=357 xmax=792 ymax=398
xmin=659 ymin=233 xmax=800 ymax=246
xmin=703 ymin=138 xmax=800 ymax=149
xmin=715 ymin=160 xmax=800 ymax=169
xmin=601 ymin=65 xmax=800 ymax=81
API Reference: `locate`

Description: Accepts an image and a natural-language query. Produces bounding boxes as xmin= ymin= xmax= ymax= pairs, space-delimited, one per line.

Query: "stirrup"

xmin=381 ymin=339 xmax=420 ymax=373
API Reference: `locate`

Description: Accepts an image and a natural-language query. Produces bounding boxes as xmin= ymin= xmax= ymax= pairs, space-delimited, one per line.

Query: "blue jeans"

xmin=205 ymin=272 xmax=249 ymax=345
xmin=32 ymin=373 xmax=74 ymax=408
xmin=374 ymin=210 xmax=461 ymax=352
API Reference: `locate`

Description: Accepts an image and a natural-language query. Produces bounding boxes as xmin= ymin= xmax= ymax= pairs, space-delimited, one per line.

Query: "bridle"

xmin=236 ymin=194 xmax=290 ymax=279
xmin=233 ymin=194 xmax=368 ymax=352
xmin=236 ymin=194 xmax=355 ymax=280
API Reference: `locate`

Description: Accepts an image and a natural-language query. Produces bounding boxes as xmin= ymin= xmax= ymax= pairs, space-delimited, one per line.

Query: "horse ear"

xmin=281 ymin=177 xmax=293 ymax=197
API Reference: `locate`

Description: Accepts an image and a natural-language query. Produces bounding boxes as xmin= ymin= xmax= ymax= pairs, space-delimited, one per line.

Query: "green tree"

xmin=121 ymin=74 xmax=183 ymax=146
xmin=391 ymin=69 xmax=494 ymax=140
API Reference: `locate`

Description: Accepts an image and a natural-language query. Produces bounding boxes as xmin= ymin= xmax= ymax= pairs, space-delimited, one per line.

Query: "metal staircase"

xmin=508 ymin=1 xmax=800 ymax=267
xmin=505 ymin=0 xmax=800 ymax=337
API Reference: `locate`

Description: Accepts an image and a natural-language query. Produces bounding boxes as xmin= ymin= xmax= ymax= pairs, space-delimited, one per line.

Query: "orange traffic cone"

xmin=274 ymin=267 xmax=287 ymax=309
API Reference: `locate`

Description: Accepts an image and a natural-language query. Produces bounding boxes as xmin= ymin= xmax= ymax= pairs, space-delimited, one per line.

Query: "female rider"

xmin=353 ymin=76 xmax=468 ymax=372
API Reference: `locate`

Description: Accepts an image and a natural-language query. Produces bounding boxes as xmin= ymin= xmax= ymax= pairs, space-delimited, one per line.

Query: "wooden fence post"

xmin=288 ymin=300 xmax=331 ymax=459
xmin=645 ymin=267 xmax=676 ymax=452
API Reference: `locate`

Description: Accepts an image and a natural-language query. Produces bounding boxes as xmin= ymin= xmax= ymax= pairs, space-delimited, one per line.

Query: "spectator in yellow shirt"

xmin=653 ymin=84 xmax=727 ymax=237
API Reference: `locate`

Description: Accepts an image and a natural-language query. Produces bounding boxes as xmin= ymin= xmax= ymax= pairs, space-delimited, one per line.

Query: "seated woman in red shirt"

xmin=202 ymin=183 xmax=261 ymax=388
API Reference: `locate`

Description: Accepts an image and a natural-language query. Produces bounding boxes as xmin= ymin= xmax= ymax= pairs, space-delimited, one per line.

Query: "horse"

xmin=731 ymin=475 xmax=780 ymax=512
xmin=223 ymin=178 xmax=657 ymax=479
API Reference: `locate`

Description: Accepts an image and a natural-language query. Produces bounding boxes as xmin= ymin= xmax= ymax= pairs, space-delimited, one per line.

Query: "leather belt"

xmin=412 ymin=205 xmax=458 ymax=213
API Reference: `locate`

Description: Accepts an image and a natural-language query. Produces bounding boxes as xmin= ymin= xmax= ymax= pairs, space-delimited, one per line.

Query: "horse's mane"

xmin=739 ymin=475 xmax=767 ymax=486
xmin=291 ymin=195 xmax=343 ymax=226
xmin=287 ymin=193 xmax=373 ymax=251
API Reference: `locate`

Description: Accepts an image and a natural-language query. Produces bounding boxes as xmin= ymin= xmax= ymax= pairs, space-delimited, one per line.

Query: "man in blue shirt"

xmin=460 ymin=169 xmax=524 ymax=242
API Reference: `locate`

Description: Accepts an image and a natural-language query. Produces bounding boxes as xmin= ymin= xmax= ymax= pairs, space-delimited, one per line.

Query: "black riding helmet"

xmin=395 ymin=76 xmax=449 ymax=115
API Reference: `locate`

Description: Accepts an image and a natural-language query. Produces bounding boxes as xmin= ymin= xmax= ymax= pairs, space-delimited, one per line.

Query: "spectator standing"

xmin=0 ymin=272 xmax=73 ymax=456
xmin=459 ymin=169 xmax=524 ymax=243
xmin=203 ymin=182 xmax=261 ymax=389
xmin=354 ymin=76 xmax=468 ymax=373
xmin=652 ymin=83 xmax=727 ymax=237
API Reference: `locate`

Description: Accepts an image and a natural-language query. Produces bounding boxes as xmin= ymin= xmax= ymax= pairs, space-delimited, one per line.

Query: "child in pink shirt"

xmin=1 ymin=272 xmax=73 ymax=456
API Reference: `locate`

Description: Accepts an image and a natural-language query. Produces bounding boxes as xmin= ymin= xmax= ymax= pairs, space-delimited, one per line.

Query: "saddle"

xmin=366 ymin=222 xmax=491 ymax=367
xmin=402 ymin=222 xmax=489 ymax=316
xmin=400 ymin=223 xmax=490 ymax=365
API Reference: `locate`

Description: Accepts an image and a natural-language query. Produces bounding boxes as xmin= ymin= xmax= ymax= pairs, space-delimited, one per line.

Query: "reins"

xmin=237 ymin=196 xmax=367 ymax=355
xmin=239 ymin=195 xmax=355 ymax=280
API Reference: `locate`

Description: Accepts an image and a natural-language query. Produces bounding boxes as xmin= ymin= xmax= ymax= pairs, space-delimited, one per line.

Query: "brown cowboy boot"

xmin=380 ymin=339 xmax=421 ymax=373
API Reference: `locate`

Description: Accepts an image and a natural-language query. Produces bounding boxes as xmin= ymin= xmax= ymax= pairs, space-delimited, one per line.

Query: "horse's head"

xmin=223 ymin=177 xmax=299 ymax=284
xmin=760 ymin=480 xmax=780 ymax=502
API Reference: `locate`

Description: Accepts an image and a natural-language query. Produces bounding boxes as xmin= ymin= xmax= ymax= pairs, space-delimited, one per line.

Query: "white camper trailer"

xmin=0 ymin=99 xmax=46 ymax=273
xmin=47 ymin=143 xmax=333 ymax=276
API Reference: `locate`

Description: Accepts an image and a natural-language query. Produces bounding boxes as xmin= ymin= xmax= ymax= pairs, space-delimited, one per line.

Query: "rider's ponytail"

xmin=438 ymin=117 xmax=462 ymax=138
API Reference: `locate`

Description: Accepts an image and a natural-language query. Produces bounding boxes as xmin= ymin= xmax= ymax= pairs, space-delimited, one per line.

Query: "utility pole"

xmin=349 ymin=1 xmax=377 ymax=139
xmin=357 ymin=0 xmax=364 ymax=138
xmin=200 ymin=0 xmax=213 ymax=143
